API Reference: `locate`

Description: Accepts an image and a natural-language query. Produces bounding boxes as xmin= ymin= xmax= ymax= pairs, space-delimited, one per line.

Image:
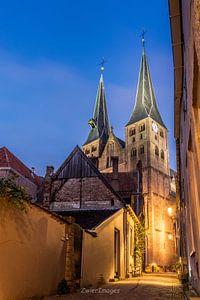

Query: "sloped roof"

xmin=126 ymin=47 xmax=166 ymax=128
xmin=0 ymin=147 xmax=41 ymax=186
xmin=116 ymin=137 xmax=125 ymax=148
xmin=53 ymin=145 xmax=125 ymax=205
xmin=83 ymin=73 xmax=110 ymax=145
xmin=57 ymin=208 xmax=121 ymax=230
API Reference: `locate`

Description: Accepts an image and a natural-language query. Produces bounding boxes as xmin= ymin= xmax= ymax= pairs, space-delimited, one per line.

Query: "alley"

xmin=46 ymin=273 xmax=184 ymax=300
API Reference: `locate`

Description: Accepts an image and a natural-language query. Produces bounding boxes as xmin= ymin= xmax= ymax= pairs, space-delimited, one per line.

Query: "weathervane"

xmin=141 ymin=29 xmax=147 ymax=50
xmin=99 ymin=58 xmax=106 ymax=73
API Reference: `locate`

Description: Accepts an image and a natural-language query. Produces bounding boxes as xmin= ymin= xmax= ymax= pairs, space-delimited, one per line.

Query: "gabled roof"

xmin=0 ymin=146 xmax=41 ymax=186
xmin=53 ymin=145 xmax=125 ymax=205
xmin=57 ymin=208 xmax=121 ymax=230
xmin=126 ymin=46 xmax=166 ymax=128
xmin=116 ymin=137 xmax=125 ymax=148
xmin=83 ymin=73 xmax=110 ymax=145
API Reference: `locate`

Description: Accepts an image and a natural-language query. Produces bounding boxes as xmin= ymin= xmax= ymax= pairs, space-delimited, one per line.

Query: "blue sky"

xmin=0 ymin=0 xmax=175 ymax=175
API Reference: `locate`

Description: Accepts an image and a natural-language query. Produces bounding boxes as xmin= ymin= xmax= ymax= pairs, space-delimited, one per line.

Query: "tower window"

xmin=155 ymin=146 xmax=159 ymax=156
xmin=160 ymin=130 xmax=164 ymax=138
xmin=132 ymin=137 xmax=136 ymax=143
xmin=131 ymin=148 xmax=137 ymax=158
xmin=155 ymin=135 xmax=158 ymax=141
xmin=140 ymin=124 xmax=145 ymax=132
xmin=139 ymin=145 xmax=145 ymax=154
xmin=91 ymin=146 xmax=97 ymax=152
xmin=85 ymin=149 xmax=90 ymax=155
xmin=140 ymin=134 xmax=143 ymax=140
xmin=161 ymin=150 xmax=165 ymax=160
xmin=129 ymin=127 xmax=136 ymax=136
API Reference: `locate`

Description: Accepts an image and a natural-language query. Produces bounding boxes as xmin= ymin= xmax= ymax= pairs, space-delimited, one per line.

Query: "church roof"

xmin=83 ymin=73 xmax=110 ymax=145
xmin=126 ymin=45 xmax=166 ymax=128
xmin=0 ymin=146 xmax=41 ymax=186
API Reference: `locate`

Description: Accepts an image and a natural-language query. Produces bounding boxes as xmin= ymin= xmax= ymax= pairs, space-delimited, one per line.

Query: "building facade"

xmin=169 ymin=0 xmax=200 ymax=293
xmin=0 ymin=146 xmax=42 ymax=200
xmin=83 ymin=41 xmax=177 ymax=270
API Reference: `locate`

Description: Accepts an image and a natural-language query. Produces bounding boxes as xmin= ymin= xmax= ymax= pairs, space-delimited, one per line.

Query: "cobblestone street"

xmin=45 ymin=273 xmax=185 ymax=300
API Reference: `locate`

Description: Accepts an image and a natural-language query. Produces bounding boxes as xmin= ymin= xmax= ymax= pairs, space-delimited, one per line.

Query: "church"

xmin=82 ymin=38 xmax=177 ymax=270
xmin=42 ymin=39 xmax=177 ymax=285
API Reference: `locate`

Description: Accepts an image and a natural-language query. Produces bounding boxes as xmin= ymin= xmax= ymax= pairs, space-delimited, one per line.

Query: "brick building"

xmin=169 ymin=0 xmax=200 ymax=293
xmin=43 ymin=145 xmax=142 ymax=285
xmin=83 ymin=40 xmax=177 ymax=270
xmin=0 ymin=146 xmax=42 ymax=200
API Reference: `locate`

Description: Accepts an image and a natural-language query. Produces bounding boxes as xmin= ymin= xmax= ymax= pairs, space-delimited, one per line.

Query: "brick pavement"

xmin=45 ymin=273 xmax=185 ymax=300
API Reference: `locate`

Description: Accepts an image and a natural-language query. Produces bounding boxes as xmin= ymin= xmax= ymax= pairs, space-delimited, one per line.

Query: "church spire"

xmin=83 ymin=63 xmax=110 ymax=145
xmin=126 ymin=36 xmax=165 ymax=128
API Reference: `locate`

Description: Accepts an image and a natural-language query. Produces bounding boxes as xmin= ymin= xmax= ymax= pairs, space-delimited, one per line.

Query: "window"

xmin=131 ymin=148 xmax=137 ymax=158
xmin=155 ymin=146 xmax=159 ymax=156
xmin=155 ymin=135 xmax=158 ymax=141
xmin=161 ymin=150 xmax=164 ymax=160
xmin=140 ymin=124 xmax=145 ymax=132
xmin=85 ymin=149 xmax=90 ymax=155
xmin=129 ymin=127 xmax=136 ymax=137
xmin=139 ymin=145 xmax=145 ymax=154
xmin=91 ymin=146 xmax=97 ymax=152
xmin=140 ymin=134 xmax=143 ymax=140
xmin=160 ymin=130 xmax=164 ymax=138
xmin=132 ymin=137 xmax=136 ymax=143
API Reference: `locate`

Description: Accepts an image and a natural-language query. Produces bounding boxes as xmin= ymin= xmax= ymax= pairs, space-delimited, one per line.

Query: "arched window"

xmin=91 ymin=146 xmax=97 ymax=152
xmin=85 ymin=149 xmax=90 ymax=155
xmin=131 ymin=148 xmax=137 ymax=158
xmin=161 ymin=150 xmax=165 ymax=160
xmin=155 ymin=146 xmax=159 ymax=156
xmin=160 ymin=130 xmax=164 ymax=138
xmin=129 ymin=127 xmax=136 ymax=137
xmin=139 ymin=145 xmax=145 ymax=154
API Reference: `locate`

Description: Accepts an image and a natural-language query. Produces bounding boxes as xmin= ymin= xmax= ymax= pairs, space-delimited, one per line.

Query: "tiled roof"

xmin=57 ymin=208 xmax=120 ymax=230
xmin=103 ymin=172 xmax=138 ymax=195
xmin=0 ymin=146 xmax=41 ymax=186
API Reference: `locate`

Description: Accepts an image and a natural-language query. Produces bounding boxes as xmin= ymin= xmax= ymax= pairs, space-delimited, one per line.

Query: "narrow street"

xmin=46 ymin=273 xmax=185 ymax=300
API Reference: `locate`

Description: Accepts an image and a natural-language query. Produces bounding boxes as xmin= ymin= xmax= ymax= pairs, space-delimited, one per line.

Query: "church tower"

xmin=125 ymin=39 xmax=170 ymax=176
xmin=125 ymin=38 xmax=176 ymax=269
xmin=83 ymin=67 xmax=110 ymax=158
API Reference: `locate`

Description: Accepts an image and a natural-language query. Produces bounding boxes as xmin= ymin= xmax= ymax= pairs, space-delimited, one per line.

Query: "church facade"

xmin=83 ymin=42 xmax=177 ymax=269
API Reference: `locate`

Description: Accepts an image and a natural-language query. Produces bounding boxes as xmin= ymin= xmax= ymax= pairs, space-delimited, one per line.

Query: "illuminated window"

xmin=155 ymin=146 xmax=159 ymax=156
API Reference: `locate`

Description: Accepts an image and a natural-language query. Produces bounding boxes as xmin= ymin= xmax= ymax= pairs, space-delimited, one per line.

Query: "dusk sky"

xmin=0 ymin=1 xmax=176 ymax=175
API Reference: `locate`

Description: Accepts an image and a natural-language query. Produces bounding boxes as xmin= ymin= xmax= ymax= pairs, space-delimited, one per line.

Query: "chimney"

xmin=45 ymin=166 xmax=54 ymax=179
xmin=43 ymin=166 xmax=54 ymax=208
xmin=112 ymin=156 xmax=119 ymax=179
xmin=90 ymin=157 xmax=99 ymax=169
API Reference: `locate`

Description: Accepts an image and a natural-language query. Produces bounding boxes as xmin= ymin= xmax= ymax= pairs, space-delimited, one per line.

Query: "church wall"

xmin=52 ymin=177 xmax=123 ymax=210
